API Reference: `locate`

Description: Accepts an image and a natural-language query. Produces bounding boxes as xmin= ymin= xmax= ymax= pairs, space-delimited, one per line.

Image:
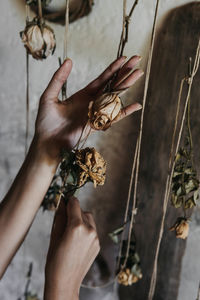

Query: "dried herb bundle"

xmin=171 ymin=148 xmax=199 ymax=210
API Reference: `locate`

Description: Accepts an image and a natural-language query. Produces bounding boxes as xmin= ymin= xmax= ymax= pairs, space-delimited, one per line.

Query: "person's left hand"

xmin=44 ymin=196 xmax=100 ymax=300
xmin=34 ymin=56 xmax=143 ymax=165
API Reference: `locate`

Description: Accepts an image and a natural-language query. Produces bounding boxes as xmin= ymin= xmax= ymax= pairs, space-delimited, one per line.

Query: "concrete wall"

xmin=0 ymin=0 xmax=199 ymax=299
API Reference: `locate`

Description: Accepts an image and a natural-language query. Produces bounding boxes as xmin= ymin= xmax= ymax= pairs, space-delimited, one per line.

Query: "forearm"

xmin=0 ymin=137 xmax=58 ymax=278
xmin=44 ymin=283 xmax=79 ymax=300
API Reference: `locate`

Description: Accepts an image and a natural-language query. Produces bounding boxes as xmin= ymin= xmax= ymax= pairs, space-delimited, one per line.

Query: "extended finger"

xmin=112 ymin=55 xmax=142 ymax=88
xmin=117 ymin=102 xmax=142 ymax=122
xmin=42 ymin=59 xmax=72 ymax=100
xmin=85 ymin=56 xmax=127 ymax=94
xmin=67 ymin=196 xmax=83 ymax=225
xmin=49 ymin=198 xmax=67 ymax=250
xmin=114 ymin=69 xmax=144 ymax=91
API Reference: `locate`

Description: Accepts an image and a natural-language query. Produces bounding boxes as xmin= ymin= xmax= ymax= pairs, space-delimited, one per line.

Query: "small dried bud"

xmin=118 ymin=268 xmax=142 ymax=286
xmin=88 ymin=93 xmax=122 ymax=131
xmin=170 ymin=217 xmax=189 ymax=239
xmin=20 ymin=19 xmax=56 ymax=60
xmin=75 ymin=147 xmax=106 ymax=188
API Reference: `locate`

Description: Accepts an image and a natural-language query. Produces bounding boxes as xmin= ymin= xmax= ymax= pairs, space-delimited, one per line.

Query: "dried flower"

xmin=118 ymin=268 xmax=142 ymax=286
xmin=88 ymin=93 xmax=122 ymax=131
xmin=75 ymin=147 xmax=106 ymax=187
xmin=20 ymin=18 xmax=56 ymax=60
xmin=170 ymin=217 xmax=189 ymax=239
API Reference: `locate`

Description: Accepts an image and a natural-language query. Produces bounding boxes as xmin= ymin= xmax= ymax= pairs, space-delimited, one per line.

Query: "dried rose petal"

xmin=88 ymin=93 xmax=122 ymax=131
xmin=170 ymin=217 xmax=189 ymax=239
xmin=21 ymin=19 xmax=56 ymax=60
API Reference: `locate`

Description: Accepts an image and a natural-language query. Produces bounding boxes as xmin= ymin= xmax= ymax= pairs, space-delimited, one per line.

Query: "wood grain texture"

xmin=119 ymin=2 xmax=200 ymax=300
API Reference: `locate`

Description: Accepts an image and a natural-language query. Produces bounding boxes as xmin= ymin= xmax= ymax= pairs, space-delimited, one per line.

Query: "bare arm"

xmin=0 ymin=55 xmax=142 ymax=278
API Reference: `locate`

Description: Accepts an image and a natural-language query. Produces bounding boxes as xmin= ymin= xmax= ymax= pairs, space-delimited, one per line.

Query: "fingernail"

xmin=135 ymin=103 xmax=143 ymax=111
xmin=137 ymin=56 xmax=142 ymax=62
xmin=139 ymin=70 xmax=144 ymax=77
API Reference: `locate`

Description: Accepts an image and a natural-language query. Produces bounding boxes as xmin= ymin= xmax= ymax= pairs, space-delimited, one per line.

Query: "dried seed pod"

xmin=20 ymin=18 xmax=56 ymax=60
xmin=88 ymin=93 xmax=122 ymax=131
xmin=118 ymin=268 xmax=142 ymax=286
xmin=170 ymin=217 xmax=189 ymax=239
xmin=75 ymin=147 xmax=106 ymax=188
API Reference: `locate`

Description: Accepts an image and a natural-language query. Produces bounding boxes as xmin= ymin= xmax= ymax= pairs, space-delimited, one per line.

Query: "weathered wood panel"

xmin=119 ymin=2 xmax=200 ymax=300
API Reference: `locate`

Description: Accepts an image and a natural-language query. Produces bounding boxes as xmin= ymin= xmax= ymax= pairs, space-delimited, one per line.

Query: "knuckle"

xmin=88 ymin=227 xmax=98 ymax=239
xmin=108 ymin=64 xmax=115 ymax=74
xmin=70 ymin=220 xmax=84 ymax=232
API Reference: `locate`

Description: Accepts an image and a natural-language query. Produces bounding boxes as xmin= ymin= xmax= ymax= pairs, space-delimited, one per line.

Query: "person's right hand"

xmin=34 ymin=56 xmax=143 ymax=165
xmin=44 ymin=196 xmax=100 ymax=300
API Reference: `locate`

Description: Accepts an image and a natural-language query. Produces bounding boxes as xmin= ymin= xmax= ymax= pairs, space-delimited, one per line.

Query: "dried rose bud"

xmin=170 ymin=217 xmax=189 ymax=239
xmin=75 ymin=147 xmax=106 ymax=188
xmin=118 ymin=268 xmax=142 ymax=286
xmin=20 ymin=19 xmax=56 ymax=60
xmin=88 ymin=93 xmax=122 ymax=131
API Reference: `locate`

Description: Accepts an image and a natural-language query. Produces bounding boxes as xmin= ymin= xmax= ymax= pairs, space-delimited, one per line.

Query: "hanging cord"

xmin=62 ymin=0 xmax=70 ymax=100
xmin=117 ymin=0 xmax=160 ymax=271
xmin=25 ymin=4 xmax=30 ymax=155
xmin=148 ymin=38 xmax=200 ymax=300
xmin=116 ymin=138 xmax=139 ymax=270
xmin=117 ymin=0 xmax=139 ymax=58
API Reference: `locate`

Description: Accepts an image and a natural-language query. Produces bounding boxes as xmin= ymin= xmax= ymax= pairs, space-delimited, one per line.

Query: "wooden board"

xmin=118 ymin=2 xmax=200 ymax=300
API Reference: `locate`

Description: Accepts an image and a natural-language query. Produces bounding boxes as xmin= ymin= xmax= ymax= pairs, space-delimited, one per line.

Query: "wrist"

xmin=44 ymin=280 xmax=79 ymax=300
xmin=29 ymin=135 xmax=61 ymax=169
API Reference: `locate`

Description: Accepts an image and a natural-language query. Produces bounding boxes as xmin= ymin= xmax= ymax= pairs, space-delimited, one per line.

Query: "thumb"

xmin=42 ymin=58 xmax=73 ymax=100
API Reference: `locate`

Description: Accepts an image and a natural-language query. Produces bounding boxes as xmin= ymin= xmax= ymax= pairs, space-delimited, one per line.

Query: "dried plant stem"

xmin=196 ymin=282 xmax=200 ymax=300
xmin=25 ymin=4 xmax=30 ymax=23
xmin=25 ymin=4 xmax=30 ymax=155
xmin=62 ymin=0 xmax=70 ymax=100
xmin=148 ymin=38 xmax=200 ymax=300
xmin=117 ymin=0 xmax=139 ymax=58
xmin=25 ymin=52 xmax=30 ymax=155
xmin=116 ymin=138 xmax=139 ymax=270
xmin=38 ymin=0 xmax=43 ymax=20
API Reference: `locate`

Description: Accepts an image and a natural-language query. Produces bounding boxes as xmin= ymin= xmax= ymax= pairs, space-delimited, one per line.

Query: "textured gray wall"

xmin=0 ymin=0 xmax=199 ymax=299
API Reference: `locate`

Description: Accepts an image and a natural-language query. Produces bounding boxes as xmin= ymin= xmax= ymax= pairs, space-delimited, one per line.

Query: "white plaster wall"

xmin=0 ymin=0 xmax=199 ymax=299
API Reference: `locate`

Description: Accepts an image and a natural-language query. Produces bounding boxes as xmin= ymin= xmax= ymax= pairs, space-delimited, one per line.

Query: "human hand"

xmin=44 ymin=196 xmax=100 ymax=300
xmin=34 ymin=56 xmax=143 ymax=164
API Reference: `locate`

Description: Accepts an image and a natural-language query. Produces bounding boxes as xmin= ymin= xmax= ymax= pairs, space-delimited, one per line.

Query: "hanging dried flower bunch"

xmin=20 ymin=17 xmax=56 ymax=60
xmin=88 ymin=93 xmax=122 ymax=131
xmin=109 ymin=228 xmax=142 ymax=286
xmin=170 ymin=65 xmax=199 ymax=239
xmin=42 ymin=148 xmax=106 ymax=211
xmin=117 ymin=240 xmax=142 ymax=286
